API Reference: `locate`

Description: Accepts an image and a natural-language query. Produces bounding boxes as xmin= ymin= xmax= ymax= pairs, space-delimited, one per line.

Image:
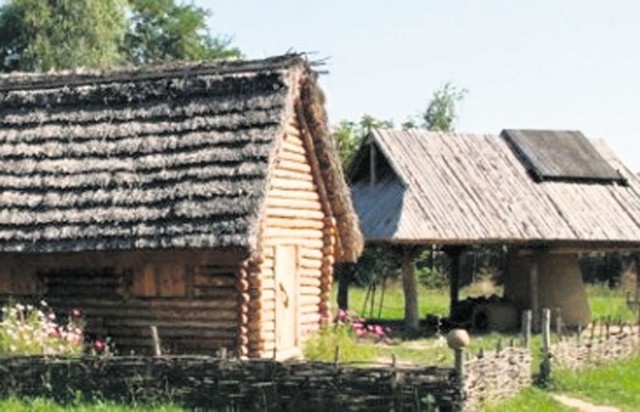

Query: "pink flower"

xmin=67 ymin=332 xmax=82 ymax=345
xmin=94 ymin=340 xmax=106 ymax=352
xmin=47 ymin=327 xmax=61 ymax=338
xmin=70 ymin=308 xmax=82 ymax=318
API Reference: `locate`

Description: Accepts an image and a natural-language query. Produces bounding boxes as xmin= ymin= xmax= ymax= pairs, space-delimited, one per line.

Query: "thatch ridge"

xmin=298 ymin=74 xmax=364 ymax=261
xmin=0 ymin=54 xmax=306 ymax=91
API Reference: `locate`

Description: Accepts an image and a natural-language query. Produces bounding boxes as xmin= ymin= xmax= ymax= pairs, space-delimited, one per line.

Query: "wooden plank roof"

xmin=350 ymin=129 xmax=640 ymax=248
xmin=0 ymin=55 xmax=363 ymax=259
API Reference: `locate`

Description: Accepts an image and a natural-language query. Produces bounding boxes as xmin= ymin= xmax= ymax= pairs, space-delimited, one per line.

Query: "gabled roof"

xmin=350 ymin=129 xmax=640 ymax=248
xmin=0 ymin=55 xmax=363 ymax=260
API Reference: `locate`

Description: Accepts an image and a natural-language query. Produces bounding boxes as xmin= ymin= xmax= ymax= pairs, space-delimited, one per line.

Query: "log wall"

xmin=249 ymin=115 xmax=337 ymax=357
xmin=0 ymin=250 xmax=244 ymax=355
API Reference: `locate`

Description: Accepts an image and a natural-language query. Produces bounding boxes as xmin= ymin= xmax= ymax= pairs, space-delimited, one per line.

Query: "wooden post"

xmin=529 ymin=257 xmax=539 ymax=329
xmin=521 ymin=310 xmax=532 ymax=348
xmin=150 ymin=325 xmax=162 ymax=356
xmin=555 ymin=310 xmax=563 ymax=341
xmin=542 ymin=309 xmax=551 ymax=351
xmin=401 ymin=247 xmax=420 ymax=333
xmin=369 ymin=142 xmax=377 ymax=187
xmin=454 ymin=348 xmax=465 ymax=382
xmin=635 ymin=253 xmax=640 ymax=322
xmin=336 ymin=263 xmax=354 ymax=311
xmin=444 ymin=247 xmax=464 ymax=316
xmin=540 ymin=308 xmax=552 ymax=382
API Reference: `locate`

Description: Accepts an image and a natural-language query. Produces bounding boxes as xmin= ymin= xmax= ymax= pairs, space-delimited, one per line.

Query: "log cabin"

xmin=350 ymin=128 xmax=640 ymax=329
xmin=0 ymin=55 xmax=363 ymax=358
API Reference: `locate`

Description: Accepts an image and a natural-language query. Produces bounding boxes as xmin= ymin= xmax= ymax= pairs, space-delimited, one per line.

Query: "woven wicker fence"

xmin=0 ymin=355 xmax=462 ymax=411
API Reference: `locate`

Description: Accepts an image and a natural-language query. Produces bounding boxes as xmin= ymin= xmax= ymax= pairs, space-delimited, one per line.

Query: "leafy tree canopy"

xmin=0 ymin=0 xmax=240 ymax=72
xmin=125 ymin=0 xmax=239 ymax=65
xmin=0 ymin=0 xmax=127 ymax=72
xmin=422 ymin=82 xmax=467 ymax=132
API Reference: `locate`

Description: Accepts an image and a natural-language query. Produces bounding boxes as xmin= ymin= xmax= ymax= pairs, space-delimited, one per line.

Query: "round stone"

xmin=446 ymin=329 xmax=470 ymax=349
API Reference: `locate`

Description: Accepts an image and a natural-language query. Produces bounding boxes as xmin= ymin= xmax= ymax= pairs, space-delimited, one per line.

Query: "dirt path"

xmin=552 ymin=394 xmax=619 ymax=412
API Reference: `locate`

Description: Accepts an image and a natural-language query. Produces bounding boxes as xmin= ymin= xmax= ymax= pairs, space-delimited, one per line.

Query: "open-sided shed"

xmin=0 ymin=55 xmax=363 ymax=358
xmin=350 ymin=128 xmax=640 ymax=329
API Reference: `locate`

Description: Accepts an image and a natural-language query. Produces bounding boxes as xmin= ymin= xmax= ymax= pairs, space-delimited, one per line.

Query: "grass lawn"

xmin=321 ymin=281 xmax=636 ymax=367
xmin=334 ymin=281 xmax=637 ymax=323
xmin=482 ymin=387 xmax=574 ymax=412
xmin=586 ymin=284 xmax=637 ymax=323
xmin=337 ymin=282 xmax=451 ymax=319
xmin=485 ymin=355 xmax=640 ymax=411
xmin=0 ymin=398 xmax=181 ymax=411
xmin=554 ymin=355 xmax=640 ymax=411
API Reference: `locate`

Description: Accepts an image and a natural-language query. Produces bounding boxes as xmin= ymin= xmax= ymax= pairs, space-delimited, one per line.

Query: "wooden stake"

xmin=542 ymin=309 xmax=551 ymax=352
xmin=555 ymin=309 xmax=563 ymax=341
xmin=454 ymin=348 xmax=464 ymax=382
xmin=150 ymin=325 xmax=162 ymax=356
xmin=522 ymin=310 xmax=533 ymax=348
xmin=541 ymin=308 xmax=552 ymax=381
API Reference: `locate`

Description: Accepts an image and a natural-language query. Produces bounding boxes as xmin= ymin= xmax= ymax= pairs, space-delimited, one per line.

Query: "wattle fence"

xmin=3 ymin=310 xmax=636 ymax=410
xmin=0 ymin=355 xmax=461 ymax=411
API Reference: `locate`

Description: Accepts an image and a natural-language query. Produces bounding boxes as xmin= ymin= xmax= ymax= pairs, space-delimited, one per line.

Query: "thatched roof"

xmin=0 ymin=54 xmax=362 ymax=260
xmin=350 ymin=129 xmax=640 ymax=249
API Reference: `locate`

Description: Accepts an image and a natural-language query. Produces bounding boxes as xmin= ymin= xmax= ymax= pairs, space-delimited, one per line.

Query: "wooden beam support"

xmin=529 ymin=255 xmax=540 ymax=329
xmin=443 ymin=246 xmax=465 ymax=316
xmin=401 ymin=247 xmax=420 ymax=333
xmin=369 ymin=142 xmax=377 ymax=187
xmin=336 ymin=262 xmax=355 ymax=311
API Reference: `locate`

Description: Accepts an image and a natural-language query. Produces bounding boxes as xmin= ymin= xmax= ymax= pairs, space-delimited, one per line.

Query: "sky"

xmin=202 ymin=0 xmax=640 ymax=171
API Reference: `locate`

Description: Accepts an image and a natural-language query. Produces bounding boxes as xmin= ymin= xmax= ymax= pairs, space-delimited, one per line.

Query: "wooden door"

xmin=274 ymin=245 xmax=299 ymax=353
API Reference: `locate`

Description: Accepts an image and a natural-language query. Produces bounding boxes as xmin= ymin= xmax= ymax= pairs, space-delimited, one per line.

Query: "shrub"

xmin=303 ymin=310 xmax=391 ymax=363
xmin=0 ymin=301 xmax=84 ymax=356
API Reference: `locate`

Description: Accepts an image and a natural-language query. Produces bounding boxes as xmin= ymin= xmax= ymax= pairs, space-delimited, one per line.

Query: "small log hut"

xmin=350 ymin=128 xmax=640 ymax=330
xmin=0 ymin=55 xmax=363 ymax=358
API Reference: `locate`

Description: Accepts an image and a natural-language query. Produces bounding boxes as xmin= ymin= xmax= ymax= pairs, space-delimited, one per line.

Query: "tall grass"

xmin=586 ymin=284 xmax=637 ymax=322
xmin=303 ymin=323 xmax=377 ymax=363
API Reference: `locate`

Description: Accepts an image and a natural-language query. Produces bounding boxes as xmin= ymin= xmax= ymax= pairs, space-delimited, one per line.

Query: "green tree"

xmin=423 ymin=82 xmax=467 ymax=132
xmin=0 ymin=0 xmax=127 ymax=72
xmin=332 ymin=115 xmax=392 ymax=171
xmin=125 ymin=0 xmax=239 ymax=65
xmin=0 ymin=0 xmax=240 ymax=72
